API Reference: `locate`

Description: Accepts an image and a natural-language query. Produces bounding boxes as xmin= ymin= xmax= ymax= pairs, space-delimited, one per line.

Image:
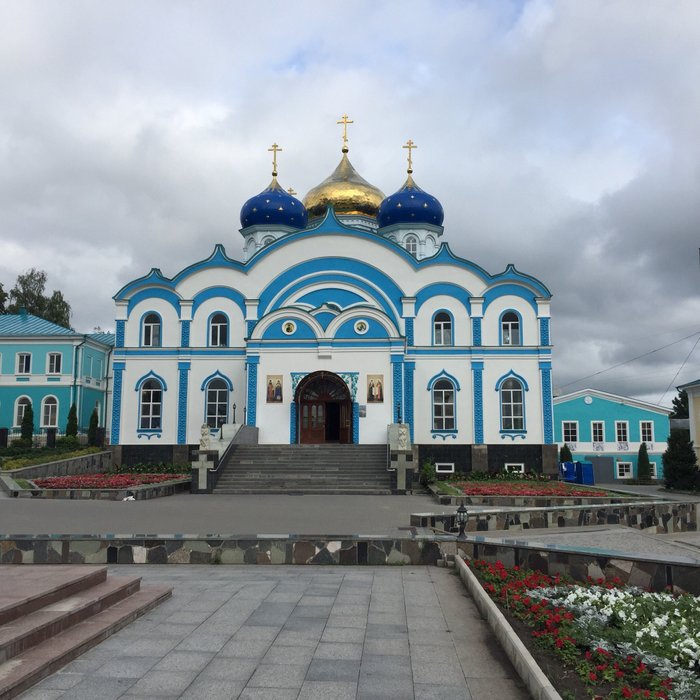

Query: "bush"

xmin=559 ymin=444 xmax=573 ymax=463
xmin=87 ymin=408 xmax=99 ymax=446
xmin=111 ymin=462 xmax=190 ymax=475
xmin=21 ymin=404 xmax=34 ymax=442
xmin=637 ymin=442 xmax=652 ymax=483
xmin=56 ymin=436 xmax=80 ymax=450
xmin=66 ymin=403 xmax=78 ymax=437
xmin=663 ymin=429 xmax=698 ymax=491
xmin=419 ymin=460 xmax=436 ymax=486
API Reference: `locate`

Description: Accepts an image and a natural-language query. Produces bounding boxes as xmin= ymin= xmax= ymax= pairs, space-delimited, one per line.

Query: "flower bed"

xmin=453 ymin=480 xmax=606 ymax=497
xmin=468 ymin=559 xmax=700 ymax=699
xmin=32 ymin=473 xmax=188 ymax=489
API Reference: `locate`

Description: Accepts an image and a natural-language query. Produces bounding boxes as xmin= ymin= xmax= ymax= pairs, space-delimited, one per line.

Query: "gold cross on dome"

xmin=287 ymin=187 xmax=297 ymax=196
xmin=403 ymin=139 xmax=417 ymax=173
xmin=268 ymin=143 xmax=282 ymax=176
xmin=337 ymin=113 xmax=353 ymax=152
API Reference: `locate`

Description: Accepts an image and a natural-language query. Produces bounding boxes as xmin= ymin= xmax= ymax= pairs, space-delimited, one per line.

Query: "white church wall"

xmin=412 ymin=295 xmax=471 ymax=346
xmin=124 ymin=298 xmax=181 ymax=348
xmin=481 ymin=296 xmax=538 ymax=347
xmin=189 ymin=297 xmax=247 ymax=348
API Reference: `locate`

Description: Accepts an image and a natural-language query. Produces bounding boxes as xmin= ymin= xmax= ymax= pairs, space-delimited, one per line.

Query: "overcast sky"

xmin=1 ymin=0 xmax=698 ymax=406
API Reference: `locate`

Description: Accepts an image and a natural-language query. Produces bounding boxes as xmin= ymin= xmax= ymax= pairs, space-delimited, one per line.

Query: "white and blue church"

xmin=110 ymin=126 xmax=556 ymax=473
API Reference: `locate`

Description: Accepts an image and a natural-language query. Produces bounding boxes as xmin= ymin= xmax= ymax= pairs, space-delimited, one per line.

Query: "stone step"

xmin=0 ymin=576 xmax=141 ymax=663
xmin=214 ymin=487 xmax=393 ymax=495
xmin=0 ymin=586 xmax=171 ymax=700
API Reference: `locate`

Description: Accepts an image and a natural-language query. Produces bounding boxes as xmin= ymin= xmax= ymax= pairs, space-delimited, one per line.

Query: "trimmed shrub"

xmin=21 ymin=404 xmax=34 ymax=442
xmin=87 ymin=408 xmax=99 ymax=446
xmin=637 ymin=442 xmax=652 ymax=483
xmin=559 ymin=444 xmax=573 ymax=463
xmin=663 ymin=429 xmax=698 ymax=491
xmin=66 ymin=403 xmax=78 ymax=437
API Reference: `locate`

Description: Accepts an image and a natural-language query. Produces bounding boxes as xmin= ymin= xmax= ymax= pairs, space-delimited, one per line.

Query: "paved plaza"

xmin=17 ymin=565 xmax=528 ymax=700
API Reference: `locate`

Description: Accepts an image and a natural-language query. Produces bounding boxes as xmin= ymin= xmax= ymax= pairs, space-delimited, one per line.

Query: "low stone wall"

xmin=4 ymin=478 xmax=190 ymax=501
xmin=413 ymin=500 xmax=698 ymax=534
xmin=1 ymin=451 xmax=112 ymax=481
xmin=433 ymin=491 xmax=638 ymax=507
xmin=0 ymin=535 xmax=442 ymax=566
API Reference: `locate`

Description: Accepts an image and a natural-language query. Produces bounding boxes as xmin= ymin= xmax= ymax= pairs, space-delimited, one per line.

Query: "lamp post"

xmin=232 ymin=403 xmax=237 ymax=424
xmin=456 ymin=502 xmax=468 ymax=540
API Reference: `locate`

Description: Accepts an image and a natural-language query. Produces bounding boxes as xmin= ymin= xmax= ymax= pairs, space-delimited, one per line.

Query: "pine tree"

xmin=663 ymin=429 xmax=698 ymax=490
xmin=87 ymin=408 xmax=99 ymax=446
xmin=21 ymin=403 xmax=34 ymax=442
xmin=559 ymin=444 xmax=573 ymax=462
xmin=637 ymin=442 xmax=652 ymax=483
xmin=66 ymin=403 xmax=78 ymax=437
xmin=670 ymin=389 xmax=689 ymax=419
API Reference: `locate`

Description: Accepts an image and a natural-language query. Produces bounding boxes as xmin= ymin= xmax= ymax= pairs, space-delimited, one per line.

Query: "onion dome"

xmin=377 ymin=174 xmax=444 ymax=227
xmin=240 ymin=143 xmax=307 ymax=229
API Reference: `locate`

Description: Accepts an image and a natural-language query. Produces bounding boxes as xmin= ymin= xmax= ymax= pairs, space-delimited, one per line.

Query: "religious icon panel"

xmin=266 ymin=375 xmax=283 ymax=403
xmin=366 ymin=374 xmax=384 ymax=403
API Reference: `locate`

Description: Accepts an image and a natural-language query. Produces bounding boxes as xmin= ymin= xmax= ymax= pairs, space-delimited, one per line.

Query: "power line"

xmin=658 ymin=334 xmax=700 ymax=404
xmin=559 ymin=330 xmax=700 ymax=390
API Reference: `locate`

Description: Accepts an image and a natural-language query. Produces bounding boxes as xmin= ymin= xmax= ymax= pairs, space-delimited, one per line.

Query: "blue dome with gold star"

xmin=240 ymin=177 xmax=308 ymax=229
xmin=377 ymin=174 xmax=444 ymax=228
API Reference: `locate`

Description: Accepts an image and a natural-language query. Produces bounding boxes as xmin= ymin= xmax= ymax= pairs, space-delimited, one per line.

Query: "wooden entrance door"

xmin=297 ymin=372 xmax=352 ymax=444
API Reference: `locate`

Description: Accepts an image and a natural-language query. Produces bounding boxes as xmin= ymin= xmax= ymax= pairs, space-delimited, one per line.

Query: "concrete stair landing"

xmin=215 ymin=444 xmax=393 ymax=494
xmin=0 ymin=565 xmax=171 ymax=699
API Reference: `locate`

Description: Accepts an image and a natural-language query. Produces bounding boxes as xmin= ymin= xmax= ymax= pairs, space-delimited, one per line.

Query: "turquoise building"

xmin=553 ymin=389 xmax=671 ymax=480
xmin=0 ymin=311 xmax=114 ymax=438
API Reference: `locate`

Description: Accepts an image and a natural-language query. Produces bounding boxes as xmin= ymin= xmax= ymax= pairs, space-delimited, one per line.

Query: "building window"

xmin=501 ymin=311 xmax=521 ymax=346
xmin=139 ymin=379 xmax=162 ymax=431
xmin=142 ymin=313 xmax=161 ymax=347
xmin=640 ymin=421 xmax=654 ymax=444
xmin=500 ymin=378 xmax=524 ymax=431
xmin=205 ymin=378 xmax=229 ymax=429
xmin=617 ymin=462 xmax=632 ymax=479
xmin=505 ymin=463 xmax=525 ymax=474
xmin=209 ymin=313 xmax=228 ymax=347
xmin=47 ymin=353 xmax=62 ymax=374
xmin=615 ymin=421 xmax=629 ymax=450
xmin=649 ymin=461 xmax=658 ymax=479
xmin=15 ymin=397 xmax=31 ymax=427
xmin=405 ymin=236 xmax=417 ymax=256
xmin=17 ymin=353 xmax=31 ymax=374
xmin=42 ymin=397 xmax=58 ymax=428
xmin=262 ymin=236 xmax=274 ymax=246
xmin=432 ymin=379 xmax=455 ymax=431
xmin=592 ymin=421 xmax=604 ymax=444
xmin=562 ymin=421 xmax=578 ymax=443
xmin=433 ymin=312 xmax=453 ymax=346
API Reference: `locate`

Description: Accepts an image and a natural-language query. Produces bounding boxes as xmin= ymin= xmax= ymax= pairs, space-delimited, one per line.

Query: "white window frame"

xmin=17 ymin=353 xmax=31 ymax=374
xmin=142 ymin=314 xmax=161 ymax=348
xmin=615 ymin=421 xmax=629 ymax=443
xmin=405 ymin=236 xmax=418 ymax=255
xmin=617 ymin=461 xmax=632 ymax=479
xmin=41 ymin=396 xmax=58 ymax=428
xmin=501 ymin=312 xmax=521 ymax=346
xmin=205 ymin=378 xmax=229 ymax=429
xmin=640 ymin=420 xmax=654 ymax=444
xmin=209 ymin=313 xmax=228 ymax=347
xmin=649 ymin=461 xmax=658 ymax=479
xmin=139 ymin=379 xmax=162 ymax=431
xmin=433 ymin=312 xmax=453 ymax=346
xmin=435 ymin=463 xmax=455 ymax=474
xmin=591 ymin=420 xmax=604 ymax=444
xmin=500 ymin=379 xmax=524 ymax=431
xmin=47 ymin=352 xmax=62 ymax=374
xmin=15 ymin=397 xmax=31 ymax=427
xmin=562 ymin=421 xmax=578 ymax=443
xmin=505 ymin=463 xmax=525 ymax=474
xmin=432 ymin=379 xmax=455 ymax=431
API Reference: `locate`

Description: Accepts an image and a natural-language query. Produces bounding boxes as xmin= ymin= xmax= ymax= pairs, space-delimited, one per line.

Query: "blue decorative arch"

xmin=415 ymin=283 xmax=472 ymax=315
xmin=498 ymin=308 xmax=523 ymax=346
xmin=427 ymin=370 xmax=461 ymax=392
xmin=128 ymin=288 xmax=181 ymax=315
xmin=192 ymin=286 xmax=246 ymax=316
xmin=134 ymin=370 xmax=168 ymax=392
xmin=483 ymin=284 xmax=537 ymax=313
xmin=200 ymin=370 xmax=233 ymax=392
xmin=431 ymin=309 xmax=455 ymax=346
xmin=139 ymin=311 xmax=163 ymax=348
xmin=494 ymin=370 xmax=529 ymax=393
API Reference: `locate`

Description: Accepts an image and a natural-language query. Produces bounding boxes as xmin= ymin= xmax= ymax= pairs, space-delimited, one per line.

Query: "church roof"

xmin=0 ymin=312 xmax=74 ymax=336
xmin=240 ymin=176 xmax=308 ymax=229
xmin=378 ymin=174 xmax=444 ymax=227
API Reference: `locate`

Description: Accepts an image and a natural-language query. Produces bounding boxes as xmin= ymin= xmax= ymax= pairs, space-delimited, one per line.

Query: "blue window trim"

xmin=135 ymin=371 xmax=167 ymax=436
xmin=207 ymin=311 xmax=230 ymax=348
xmin=428 ymin=369 xmax=460 ymax=436
xmin=431 ymin=309 xmax=454 ymax=347
xmin=202 ymin=373 xmax=230 ymax=427
xmin=495 ymin=369 xmax=528 ymax=436
xmin=200 ymin=370 xmax=234 ymax=392
xmin=139 ymin=310 xmax=163 ymax=348
xmin=499 ymin=309 xmax=523 ymax=346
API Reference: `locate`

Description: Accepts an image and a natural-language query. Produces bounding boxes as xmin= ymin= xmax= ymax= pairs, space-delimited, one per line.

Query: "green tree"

xmin=21 ymin=403 xmax=34 ymax=442
xmin=670 ymin=389 xmax=689 ymax=419
xmin=7 ymin=268 xmax=72 ymax=328
xmin=66 ymin=403 xmax=78 ymax=437
xmin=0 ymin=281 xmax=7 ymax=313
xmin=637 ymin=442 xmax=652 ymax=483
xmin=87 ymin=407 xmax=99 ymax=446
xmin=559 ymin=444 xmax=573 ymax=462
xmin=663 ymin=429 xmax=698 ymax=490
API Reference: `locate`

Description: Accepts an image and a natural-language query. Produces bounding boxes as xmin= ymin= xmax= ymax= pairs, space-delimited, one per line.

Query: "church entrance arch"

xmin=295 ymin=371 xmax=352 ymax=444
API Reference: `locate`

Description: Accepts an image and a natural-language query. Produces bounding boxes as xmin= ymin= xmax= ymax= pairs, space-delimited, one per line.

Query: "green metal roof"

xmin=0 ymin=312 xmax=74 ymax=336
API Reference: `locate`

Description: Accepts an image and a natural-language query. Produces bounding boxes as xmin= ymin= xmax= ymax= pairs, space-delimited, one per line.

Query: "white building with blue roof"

xmin=0 ymin=310 xmax=114 ymax=439
xmin=111 ymin=128 xmax=556 ymax=472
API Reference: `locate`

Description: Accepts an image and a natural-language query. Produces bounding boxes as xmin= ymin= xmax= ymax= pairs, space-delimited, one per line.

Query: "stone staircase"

xmin=0 ymin=565 xmax=171 ymax=699
xmin=214 ymin=444 xmax=393 ymax=494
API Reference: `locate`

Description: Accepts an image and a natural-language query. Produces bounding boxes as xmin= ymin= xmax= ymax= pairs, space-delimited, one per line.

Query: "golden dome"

xmin=303 ymin=153 xmax=385 ymax=219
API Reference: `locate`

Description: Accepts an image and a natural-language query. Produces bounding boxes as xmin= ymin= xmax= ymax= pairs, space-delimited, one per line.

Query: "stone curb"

xmin=455 ymin=554 xmax=561 ymax=700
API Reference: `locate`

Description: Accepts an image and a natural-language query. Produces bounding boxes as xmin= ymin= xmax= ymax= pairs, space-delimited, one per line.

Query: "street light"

xmin=455 ymin=502 xmax=468 ymax=540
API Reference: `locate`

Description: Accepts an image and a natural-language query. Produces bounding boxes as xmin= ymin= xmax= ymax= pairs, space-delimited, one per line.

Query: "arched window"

xmin=205 ymin=378 xmax=229 ymax=429
xmin=142 ymin=313 xmax=161 ymax=347
xmin=501 ymin=311 xmax=521 ymax=346
xmin=432 ymin=379 xmax=455 ymax=431
xmin=42 ymin=397 xmax=58 ymax=428
xmin=15 ymin=397 xmax=31 ymax=427
xmin=500 ymin=378 xmax=524 ymax=431
xmin=209 ymin=313 xmax=228 ymax=347
xmin=139 ymin=379 xmax=163 ymax=431
xmin=262 ymin=236 xmax=274 ymax=246
xmin=433 ymin=312 xmax=453 ymax=346
xmin=405 ymin=236 xmax=417 ymax=255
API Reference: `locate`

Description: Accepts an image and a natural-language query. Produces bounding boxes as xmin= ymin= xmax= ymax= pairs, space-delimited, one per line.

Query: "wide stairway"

xmin=214 ymin=444 xmax=393 ymax=495
xmin=0 ymin=565 xmax=171 ymax=699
